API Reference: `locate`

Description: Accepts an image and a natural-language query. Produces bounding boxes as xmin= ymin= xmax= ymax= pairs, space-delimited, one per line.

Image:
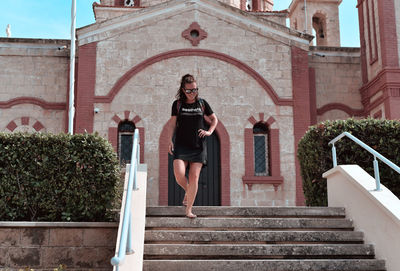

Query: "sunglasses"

xmin=184 ymin=88 xmax=198 ymax=94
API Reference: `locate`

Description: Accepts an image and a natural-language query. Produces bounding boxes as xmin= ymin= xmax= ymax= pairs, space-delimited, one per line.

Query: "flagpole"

xmin=68 ymin=0 xmax=76 ymax=134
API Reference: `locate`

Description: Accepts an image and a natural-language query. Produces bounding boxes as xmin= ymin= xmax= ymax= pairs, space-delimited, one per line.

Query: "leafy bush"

xmin=298 ymin=118 xmax=400 ymax=206
xmin=0 ymin=132 xmax=120 ymax=221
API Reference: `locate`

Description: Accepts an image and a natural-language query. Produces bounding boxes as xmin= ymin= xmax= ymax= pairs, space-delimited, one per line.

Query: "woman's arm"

xmin=199 ymin=113 xmax=218 ymax=138
xmin=167 ymin=116 xmax=177 ymax=155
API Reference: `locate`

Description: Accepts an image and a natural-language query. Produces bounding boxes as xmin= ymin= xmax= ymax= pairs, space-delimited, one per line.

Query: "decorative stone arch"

xmin=94 ymin=49 xmax=293 ymax=107
xmin=312 ymin=11 xmax=328 ymax=46
xmin=107 ymin=110 xmax=145 ymax=163
xmin=5 ymin=116 xmax=46 ymax=133
xmin=159 ymin=118 xmax=230 ymax=206
xmin=317 ymin=103 xmax=365 ymax=117
xmin=242 ymin=113 xmax=283 ymax=191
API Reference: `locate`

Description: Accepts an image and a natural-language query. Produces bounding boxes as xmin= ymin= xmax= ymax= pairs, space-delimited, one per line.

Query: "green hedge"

xmin=298 ymin=118 xmax=400 ymax=206
xmin=0 ymin=132 xmax=120 ymax=221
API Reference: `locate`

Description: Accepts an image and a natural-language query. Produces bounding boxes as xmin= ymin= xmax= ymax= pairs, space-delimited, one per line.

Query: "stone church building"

xmin=0 ymin=0 xmax=399 ymax=206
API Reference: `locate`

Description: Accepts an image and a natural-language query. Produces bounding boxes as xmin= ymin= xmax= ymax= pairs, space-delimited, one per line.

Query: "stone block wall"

xmin=308 ymin=47 xmax=363 ymax=122
xmin=0 ymin=38 xmax=69 ymax=133
xmin=87 ymin=4 xmax=298 ymax=206
xmin=0 ymin=223 xmax=117 ymax=271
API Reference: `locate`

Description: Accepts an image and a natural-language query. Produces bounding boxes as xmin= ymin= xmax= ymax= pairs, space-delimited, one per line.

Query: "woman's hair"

xmin=176 ymin=74 xmax=198 ymax=101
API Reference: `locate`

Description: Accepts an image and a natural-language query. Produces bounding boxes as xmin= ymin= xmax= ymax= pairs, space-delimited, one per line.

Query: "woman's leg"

xmin=173 ymin=159 xmax=188 ymax=204
xmin=186 ymin=162 xmax=203 ymax=218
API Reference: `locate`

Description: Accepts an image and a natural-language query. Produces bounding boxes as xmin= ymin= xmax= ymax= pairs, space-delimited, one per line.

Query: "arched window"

xmin=253 ymin=122 xmax=269 ymax=176
xmin=312 ymin=14 xmax=327 ymax=46
xmin=118 ymin=120 xmax=136 ymax=164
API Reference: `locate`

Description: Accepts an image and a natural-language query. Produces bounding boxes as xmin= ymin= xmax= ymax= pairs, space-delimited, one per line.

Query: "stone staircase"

xmin=143 ymin=206 xmax=386 ymax=271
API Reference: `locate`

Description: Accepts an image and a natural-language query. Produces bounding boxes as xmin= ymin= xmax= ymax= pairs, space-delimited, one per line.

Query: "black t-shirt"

xmin=171 ymin=98 xmax=214 ymax=150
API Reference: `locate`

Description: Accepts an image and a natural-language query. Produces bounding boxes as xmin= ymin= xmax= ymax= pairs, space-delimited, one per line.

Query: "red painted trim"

xmin=244 ymin=128 xmax=254 ymax=177
xmin=373 ymin=110 xmax=382 ymax=119
xmin=358 ymin=0 xmax=369 ymax=84
xmin=124 ymin=110 xmax=130 ymax=120
xmin=6 ymin=121 xmax=17 ymax=132
xmin=317 ymin=103 xmax=365 ymax=117
xmin=94 ymin=49 xmax=292 ymax=106
xmin=377 ymin=0 xmax=399 ymax=68
xmin=242 ymin=176 xmax=283 ymax=191
xmin=240 ymin=0 xmax=246 ymax=10
xmin=33 ymin=121 xmax=45 ymax=132
xmin=243 ymin=116 xmax=283 ymax=192
xmin=259 ymin=113 xmax=264 ymax=122
xmin=291 ymin=46 xmax=311 ymax=206
xmin=371 ymin=0 xmax=378 ymax=64
xmin=21 ymin=117 xmax=29 ymax=126
xmin=108 ymin=127 xmax=118 ymax=153
xmin=269 ymin=129 xmax=281 ymax=177
xmin=266 ymin=116 xmax=276 ymax=126
xmin=359 ymin=68 xmax=400 ymax=116
xmin=132 ymin=115 xmax=141 ymax=124
xmin=112 ymin=114 xmax=122 ymax=124
xmin=138 ymin=127 xmax=145 ymax=164
xmin=159 ymin=119 xmax=231 ymax=206
xmin=75 ymin=42 xmax=97 ymax=134
xmin=252 ymin=0 xmax=261 ymax=11
xmin=181 ymin=22 xmax=208 ymax=47
xmin=309 ymin=68 xmax=317 ymax=125
xmin=0 ymin=97 xmax=65 ymax=110
xmin=366 ymin=0 xmax=378 ymax=64
xmin=248 ymin=116 xmax=258 ymax=125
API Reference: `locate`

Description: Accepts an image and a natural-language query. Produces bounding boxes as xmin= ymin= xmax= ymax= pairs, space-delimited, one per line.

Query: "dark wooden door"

xmin=168 ymin=133 xmax=221 ymax=206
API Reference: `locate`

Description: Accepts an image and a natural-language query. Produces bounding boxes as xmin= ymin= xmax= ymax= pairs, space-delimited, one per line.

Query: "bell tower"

xmin=288 ymin=0 xmax=342 ymax=46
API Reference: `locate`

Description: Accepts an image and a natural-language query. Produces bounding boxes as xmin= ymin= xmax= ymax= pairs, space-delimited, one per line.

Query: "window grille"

xmin=118 ymin=121 xmax=136 ymax=164
xmin=253 ymin=122 xmax=269 ymax=176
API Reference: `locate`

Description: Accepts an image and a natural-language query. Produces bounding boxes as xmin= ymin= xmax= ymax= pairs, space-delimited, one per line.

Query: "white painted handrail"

xmin=329 ymin=132 xmax=400 ymax=191
xmin=111 ymin=129 xmax=140 ymax=269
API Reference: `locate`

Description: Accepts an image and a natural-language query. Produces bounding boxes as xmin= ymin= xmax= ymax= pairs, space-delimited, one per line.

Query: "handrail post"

xmin=373 ymin=157 xmax=381 ymax=191
xmin=126 ymin=211 xmax=134 ymax=254
xmin=332 ymin=143 xmax=337 ymax=167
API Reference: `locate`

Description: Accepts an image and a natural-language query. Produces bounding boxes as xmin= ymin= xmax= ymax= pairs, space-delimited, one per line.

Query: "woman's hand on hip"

xmin=198 ymin=129 xmax=212 ymax=138
xmin=168 ymin=141 xmax=174 ymax=155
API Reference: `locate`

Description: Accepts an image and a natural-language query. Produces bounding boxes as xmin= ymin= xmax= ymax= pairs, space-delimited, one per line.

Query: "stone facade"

xmin=2 ymin=0 xmax=400 ymax=207
xmin=308 ymin=47 xmax=364 ymax=122
xmin=0 ymin=38 xmax=69 ymax=133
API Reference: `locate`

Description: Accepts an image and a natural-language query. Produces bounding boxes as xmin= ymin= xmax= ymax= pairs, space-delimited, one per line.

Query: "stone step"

xmin=145 ymin=217 xmax=353 ymax=230
xmin=146 ymin=206 xmax=346 ymax=218
xmin=143 ymin=259 xmax=386 ymax=271
xmin=144 ymin=244 xmax=375 ymax=259
xmin=145 ymin=230 xmax=364 ymax=244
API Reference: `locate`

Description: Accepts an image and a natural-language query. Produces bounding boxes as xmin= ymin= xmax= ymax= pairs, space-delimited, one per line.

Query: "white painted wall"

xmin=323 ymin=165 xmax=400 ymax=271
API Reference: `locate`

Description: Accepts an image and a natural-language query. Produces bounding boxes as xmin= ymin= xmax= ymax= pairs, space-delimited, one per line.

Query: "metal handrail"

xmin=111 ymin=129 xmax=140 ymax=269
xmin=329 ymin=131 xmax=400 ymax=191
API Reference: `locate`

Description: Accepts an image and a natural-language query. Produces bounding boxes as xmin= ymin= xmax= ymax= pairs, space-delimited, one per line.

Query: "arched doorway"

xmin=168 ymin=131 xmax=221 ymax=206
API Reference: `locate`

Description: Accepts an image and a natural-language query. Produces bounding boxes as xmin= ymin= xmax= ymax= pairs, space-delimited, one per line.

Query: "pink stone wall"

xmin=88 ymin=7 xmax=299 ymax=206
xmin=308 ymin=48 xmax=363 ymax=122
xmin=0 ymin=40 xmax=69 ymax=133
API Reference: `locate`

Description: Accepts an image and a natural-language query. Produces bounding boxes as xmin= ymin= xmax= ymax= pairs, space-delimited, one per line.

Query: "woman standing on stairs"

xmin=167 ymin=74 xmax=218 ymax=218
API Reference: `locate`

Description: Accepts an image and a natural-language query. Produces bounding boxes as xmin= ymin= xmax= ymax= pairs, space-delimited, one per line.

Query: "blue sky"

xmin=0 ymin=0 xmax=359 ymax=47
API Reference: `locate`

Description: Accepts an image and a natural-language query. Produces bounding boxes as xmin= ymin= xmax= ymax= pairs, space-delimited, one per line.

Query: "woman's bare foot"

xmin=185 ymin=208 xmax=197 ymax=218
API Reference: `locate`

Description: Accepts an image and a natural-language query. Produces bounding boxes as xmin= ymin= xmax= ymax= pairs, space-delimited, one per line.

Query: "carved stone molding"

xmin=181 ymin=22 xmax=207 ymax=46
